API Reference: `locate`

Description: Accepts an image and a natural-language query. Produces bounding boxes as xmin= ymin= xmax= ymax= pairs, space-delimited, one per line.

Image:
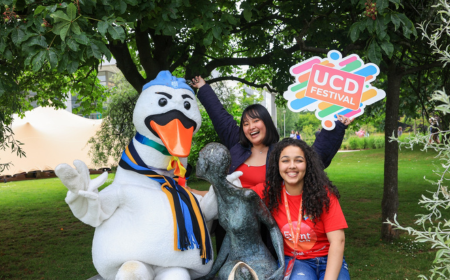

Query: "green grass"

xmin=0 ymin=147 xmax=444 ymax=279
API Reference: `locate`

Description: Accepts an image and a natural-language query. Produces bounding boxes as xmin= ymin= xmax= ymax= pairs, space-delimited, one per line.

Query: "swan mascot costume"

xmin=55 ymin=71 xmax=219 ymax=280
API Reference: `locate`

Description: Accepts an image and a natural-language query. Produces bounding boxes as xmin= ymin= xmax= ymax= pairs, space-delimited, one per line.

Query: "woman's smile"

xmin=279 ymin=145 xmax=307 ymax=195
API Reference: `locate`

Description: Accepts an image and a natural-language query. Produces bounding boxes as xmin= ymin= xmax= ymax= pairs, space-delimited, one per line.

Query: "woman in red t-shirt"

xmin=251 ymin=138 xmax=350 ymax=280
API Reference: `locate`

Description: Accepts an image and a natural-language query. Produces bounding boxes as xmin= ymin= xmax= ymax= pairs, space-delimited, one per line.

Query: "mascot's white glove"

xmin=55 ymin=160 xmax=113 ymax=227
xmin=226 ymin=171 xmax=243 ymax=188
xmin=55 ymin=160 xmax=108 ymax=200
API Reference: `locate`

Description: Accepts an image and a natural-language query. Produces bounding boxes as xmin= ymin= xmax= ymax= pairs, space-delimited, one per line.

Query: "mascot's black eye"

xmin=158 ymin=98 xmax=168 ymax=107
xmin=184 ymin=101 xmax=191 ymax=110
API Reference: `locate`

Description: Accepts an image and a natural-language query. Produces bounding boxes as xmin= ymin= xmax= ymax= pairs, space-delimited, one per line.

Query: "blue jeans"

xmin=284 ymin=255 xmax=350 ymax=280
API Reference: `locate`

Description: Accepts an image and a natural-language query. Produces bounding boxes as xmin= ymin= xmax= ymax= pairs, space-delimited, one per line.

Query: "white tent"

xmin=0 ymin=107 xmax=110 ymax=176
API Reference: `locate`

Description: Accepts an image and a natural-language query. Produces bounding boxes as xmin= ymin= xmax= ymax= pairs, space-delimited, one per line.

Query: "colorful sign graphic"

xmin=284 ymin=50 xmax=386 ymax=130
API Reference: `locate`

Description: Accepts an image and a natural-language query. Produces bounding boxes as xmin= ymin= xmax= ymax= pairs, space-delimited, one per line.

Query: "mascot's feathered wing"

xmin=55 ymin=71 xmax=218 ymax=280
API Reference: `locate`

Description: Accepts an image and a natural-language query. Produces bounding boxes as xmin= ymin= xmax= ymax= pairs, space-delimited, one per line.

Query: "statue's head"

xmin=133 ymin=71 xmax=201 ymax=157
xmin=196 ymin=143 xmax=231 ymax=181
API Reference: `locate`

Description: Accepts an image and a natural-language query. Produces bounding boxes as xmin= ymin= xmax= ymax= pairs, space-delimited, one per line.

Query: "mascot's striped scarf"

xmin=118 ymin=133 xmax=212 ymax=264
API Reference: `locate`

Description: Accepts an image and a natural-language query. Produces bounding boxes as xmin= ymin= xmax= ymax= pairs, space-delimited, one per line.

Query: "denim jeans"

xmin=284 ymin=255 xmax=350 ymax=280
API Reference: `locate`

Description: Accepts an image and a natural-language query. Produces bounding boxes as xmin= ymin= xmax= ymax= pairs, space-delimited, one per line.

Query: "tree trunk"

xmin=381 ymin=64 xmax=402 ymax=241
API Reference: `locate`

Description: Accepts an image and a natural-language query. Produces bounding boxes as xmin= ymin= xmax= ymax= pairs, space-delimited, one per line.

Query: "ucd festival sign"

xmin=284 ymin=50 xmax=386 ymax=130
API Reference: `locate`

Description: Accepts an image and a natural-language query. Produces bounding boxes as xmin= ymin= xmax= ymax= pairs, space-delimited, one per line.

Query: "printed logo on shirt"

xmin=281 ymin=221 xmax=317 ymax=252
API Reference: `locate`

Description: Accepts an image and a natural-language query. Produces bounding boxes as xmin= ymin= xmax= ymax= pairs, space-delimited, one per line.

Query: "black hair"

xmin=238 ymin=104 xmax=279 ymax=147
xmin=263 ymin=138 xmax=340 ymax=221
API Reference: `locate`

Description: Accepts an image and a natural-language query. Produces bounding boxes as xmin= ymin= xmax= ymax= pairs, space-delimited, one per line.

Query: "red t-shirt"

xmin=251 ymin=183 xmax=348 ymax=259
xmin=235 ymin=164 xmax=266 ymax=189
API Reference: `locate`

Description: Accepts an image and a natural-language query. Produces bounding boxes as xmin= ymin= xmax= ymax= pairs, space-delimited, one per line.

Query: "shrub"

xmin=356 ymin=137 xmax=365 ymax=149
xmin=365 ymin=137 xmax=375 ymax=149
xmin=374 ymin=136 xmax=385 ymax=149
xmin=348 ymin=137 xmax=359 ymax=150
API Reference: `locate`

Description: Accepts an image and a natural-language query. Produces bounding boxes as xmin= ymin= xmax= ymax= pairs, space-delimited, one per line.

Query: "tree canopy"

xmin=1 ymin=0 xmax=447 ymax=240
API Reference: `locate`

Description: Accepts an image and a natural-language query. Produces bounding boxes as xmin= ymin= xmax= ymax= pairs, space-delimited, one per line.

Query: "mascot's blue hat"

xmin=142 ymin=70 xmax=195 ymax=95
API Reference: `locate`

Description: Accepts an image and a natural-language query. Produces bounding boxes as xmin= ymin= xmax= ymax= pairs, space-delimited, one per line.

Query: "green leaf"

xmin=11 ymin=28 xmax=26 ymax=46
xmin=375 ymin=18 xmax=387 ymax=40
xmin=368 ymin=40 xmax=382 ymax=64
xmin=48 ymin=48 xmax=58 ymax=68
xmin=118 ymin=0 xmax=127 ymax=13
xmin=51 ymin=10 xmax=70 ymax=23
xmin=389 ymin=0 xmax=402 ymax=9
xmin=4 ymin=49 xmax=12 ymax=61
xmin=402 ymin=25 xmax=411 ymax=39
xmin=53 ymin=21 xmax=70 ymax=35
xmin=212 ymin=26 xmax=222 ymax=40
xmin=47 ymin=4 xmax=57 ymax=13
xmin=86 ymin=43 xmax=102 ymax=59
xmin=359 ymin=19 xmax=368 ymax=32
xmin=227 ymin=15 xmax=237 ymax=25
xmin=67 ymin=60 xmax=79 ymax=74
xmin=67 ymin=3 xmax=77 ymax=20
xmin=243 ymin=9 xmax=252 ymax=22
xmin=108 ymin=25 xmax=125 ymax=41
xmin=34 ymin=5 xmax=46 ymax=16
xmin=380 ymin=41 xmax=394 ymax=58
xmin=93 ymin=40 xmax=111 ymax=61
xmin=57 ymin=54 xmax=69 ymax=72
xmin=73 ymin=33 xmax=89 ymax=45
xmin=349 ymin=22 xmax=360 ymax=42
xmin=27 ymin=36 xmax=47 ymax=48
xmin=60 ymin=24 xmax=71 ymax=41
xmin=32 ymin=50 xmax=46 ymax=72
xmin=376 ymin=0 xmax=389 ymax=14
xmin=71 ymin=21 xmax=81 ymax=35
xmin=24 ymin=50 xmax=38 ymax=66
xmin=391 ymin=14 xmax=401 ymax=31
xmin=123 ymin=0 xmax=138 ymax=5
xmin=25 ymin=0 xmax=35 ymax=4
xmin=67 ymin=38 xmax=79 ymax=51
xmin=366 ymin=19 xmax=375 ymax=33
xmin=0 ymin=39 xmax=6 ymax=53
xmin=97 ymin=21 xmax=109 ymax=36
xmin=203 ymin=31 xmax=213 ymax=46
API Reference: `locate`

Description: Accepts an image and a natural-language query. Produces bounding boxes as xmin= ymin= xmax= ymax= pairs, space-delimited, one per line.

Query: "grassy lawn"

xmin=0 ymin=147 xmax=443 ymax=279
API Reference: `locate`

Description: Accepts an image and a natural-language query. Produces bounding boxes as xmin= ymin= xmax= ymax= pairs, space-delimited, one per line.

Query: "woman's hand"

xmin=191 ymin=76 xmax=206 ymax=89
xmin=336 ymin=114 xmax=353 ymax=126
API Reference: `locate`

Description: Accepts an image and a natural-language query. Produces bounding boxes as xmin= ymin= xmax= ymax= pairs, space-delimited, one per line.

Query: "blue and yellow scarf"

xmin=118 ymin=134 xmax=212 ymax=264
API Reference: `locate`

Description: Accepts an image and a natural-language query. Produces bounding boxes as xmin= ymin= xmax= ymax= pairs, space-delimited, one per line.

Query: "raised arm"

xmin=56 ymin=160 xmax=120 ymax=227
xmin=193 ymin=77 xmax=240 ymax=150
xmin=312 ymin=115 xmax=352 ymax=169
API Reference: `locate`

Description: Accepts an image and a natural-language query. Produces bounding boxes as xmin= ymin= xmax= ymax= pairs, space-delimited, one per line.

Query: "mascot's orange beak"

xmin=150 ymin=119 xmax=194 ymax=157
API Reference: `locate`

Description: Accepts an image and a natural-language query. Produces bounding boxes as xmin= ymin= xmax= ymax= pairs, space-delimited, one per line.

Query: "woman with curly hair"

xmin=251 ymin=138 xmax=350 ymax=280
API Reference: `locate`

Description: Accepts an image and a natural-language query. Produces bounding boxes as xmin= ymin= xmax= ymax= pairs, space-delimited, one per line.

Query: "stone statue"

xmin=195 ymin=143 xmax=285 ymax=280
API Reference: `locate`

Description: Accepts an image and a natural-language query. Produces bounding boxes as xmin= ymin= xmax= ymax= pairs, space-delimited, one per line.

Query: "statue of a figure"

xmin=195 ymin=143 xmax=285 ymax=280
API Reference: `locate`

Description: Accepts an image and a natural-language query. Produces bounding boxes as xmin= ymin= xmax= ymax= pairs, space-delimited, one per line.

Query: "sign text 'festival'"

xmin=284 ymin=50 xmax=386 ymax=130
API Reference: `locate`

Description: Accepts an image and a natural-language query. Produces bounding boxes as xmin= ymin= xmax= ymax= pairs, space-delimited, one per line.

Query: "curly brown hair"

xmin=263 ymin=138 xmax=340 ymax=221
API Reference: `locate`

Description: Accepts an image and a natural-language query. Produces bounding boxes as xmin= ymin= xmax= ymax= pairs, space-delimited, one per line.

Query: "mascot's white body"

xmin=56 ymin=72 xmax=218 ymax=280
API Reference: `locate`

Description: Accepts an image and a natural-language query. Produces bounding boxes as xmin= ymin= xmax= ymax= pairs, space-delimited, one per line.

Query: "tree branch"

xmin=207 ymin=76 xmax=278 ymax=93
xmin=402 ymin=61 xmax=443 ymax=75
xmin=108 ymin=41 xmax=145 ymax=93
xmin=203 ymin=44 xmax=300 ymax=76
xmin=135 ymin=21 xmax=158 ymax=80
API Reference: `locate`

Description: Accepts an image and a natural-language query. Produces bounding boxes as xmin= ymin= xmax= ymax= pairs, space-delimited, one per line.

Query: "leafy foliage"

xmin=385 ymin=3 xmax=450 ymax=276
xmin=88 ymin=73 xmax=138 ymax=166
xmin=418 ymin=0 xmax=450 ymax=67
